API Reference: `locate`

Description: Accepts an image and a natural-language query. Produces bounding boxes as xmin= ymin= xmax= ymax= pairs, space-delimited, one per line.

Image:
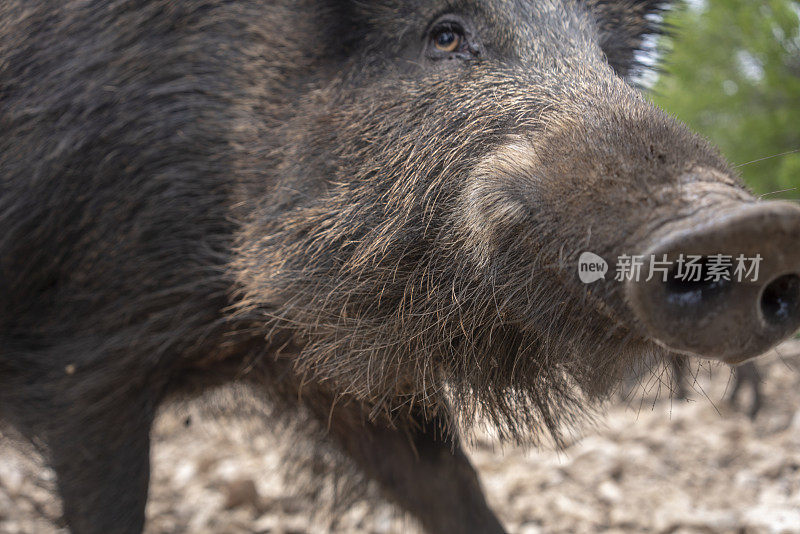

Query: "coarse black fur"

xmin=0 ymin=1 xmax=749 ymax=533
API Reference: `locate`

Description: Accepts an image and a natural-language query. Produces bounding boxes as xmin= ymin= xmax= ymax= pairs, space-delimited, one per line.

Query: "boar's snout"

xmin=627 ymin=200 xmax=800 ymax=364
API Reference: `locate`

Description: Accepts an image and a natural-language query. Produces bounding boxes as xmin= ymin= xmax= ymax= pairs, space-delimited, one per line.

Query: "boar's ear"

xmin=587 ymin=0 xmax=674 ymax=82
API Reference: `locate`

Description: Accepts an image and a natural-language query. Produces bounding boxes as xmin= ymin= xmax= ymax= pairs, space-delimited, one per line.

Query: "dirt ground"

xmin=2 ymin=339 xmax=800 ymax=534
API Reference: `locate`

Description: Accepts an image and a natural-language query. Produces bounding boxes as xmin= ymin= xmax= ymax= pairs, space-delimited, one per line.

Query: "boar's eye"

xmin=426 ymin=19 xmax=477 ymax=60
xmin=434 ymin=28 xmax=461 ymax=52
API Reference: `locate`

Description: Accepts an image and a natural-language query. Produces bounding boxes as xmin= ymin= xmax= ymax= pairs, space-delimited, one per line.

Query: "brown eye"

xmin=433 ymin=29 xmax=461 ymax=52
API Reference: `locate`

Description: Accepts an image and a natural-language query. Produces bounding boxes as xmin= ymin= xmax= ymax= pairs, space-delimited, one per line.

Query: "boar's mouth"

xmin=626 ymin=200 xmax=800 ymax=364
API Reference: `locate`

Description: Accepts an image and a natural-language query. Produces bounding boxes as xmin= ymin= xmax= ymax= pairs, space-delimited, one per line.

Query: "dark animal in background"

xmin=671 ymin=360 xmax=763 ymax=418
xmin=2 ymin=1 xmax=799 ymax=533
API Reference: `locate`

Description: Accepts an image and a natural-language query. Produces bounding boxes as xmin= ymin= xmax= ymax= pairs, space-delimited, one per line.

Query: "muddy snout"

xmin=627 ymin=201 xmax=800 ymax=363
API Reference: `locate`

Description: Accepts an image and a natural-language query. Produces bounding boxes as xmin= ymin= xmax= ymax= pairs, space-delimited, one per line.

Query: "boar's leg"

xmin=327 ymin=407 xmax=507 ymax=534
xmin=727 ymin=361 xmax=763 ymax=419
xmin=671 ymin=357 xmax=690 ymax=400
xmin=44 ymin=385 xmax=156 ymax=534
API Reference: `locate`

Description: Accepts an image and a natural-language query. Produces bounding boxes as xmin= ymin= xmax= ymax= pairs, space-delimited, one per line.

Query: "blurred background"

xmin=652 ymin=0 xmax=800 ymax=200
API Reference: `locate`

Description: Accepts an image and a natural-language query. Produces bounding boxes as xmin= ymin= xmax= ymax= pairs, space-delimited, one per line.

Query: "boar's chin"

xmin=235 ymin=217 xmax=665 ymax=447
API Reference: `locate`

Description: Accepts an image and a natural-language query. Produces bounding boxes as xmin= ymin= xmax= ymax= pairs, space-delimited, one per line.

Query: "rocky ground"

xmin=2 ymin=340 xmax=800 ymax=534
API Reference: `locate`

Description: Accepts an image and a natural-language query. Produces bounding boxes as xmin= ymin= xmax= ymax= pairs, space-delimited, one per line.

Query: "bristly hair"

xmin=587 ymin=0 xmax=675 ymax=86
xmin=232 ymin=69 xmax=668 ymax=447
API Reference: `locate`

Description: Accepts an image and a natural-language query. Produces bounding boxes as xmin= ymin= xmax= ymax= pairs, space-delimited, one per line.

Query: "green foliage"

xmin=652 ymin=0 xmax=800 ymax=198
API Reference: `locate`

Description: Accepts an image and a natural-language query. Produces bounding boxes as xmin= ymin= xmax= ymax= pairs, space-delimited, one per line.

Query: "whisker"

xmin=759 ymin=188 xmax=798 ymax=200
xmin=735 ymin=148 xmax=800 ymax=168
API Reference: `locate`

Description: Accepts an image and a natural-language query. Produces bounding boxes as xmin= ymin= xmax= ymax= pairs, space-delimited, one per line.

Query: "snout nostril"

xmin=663 ymin=257 xmax=732 ymax=307
xmin=628 ymin=201 xmax=800 ymax=361
xmin=760 ymin=274 xmax=800 ymax=326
